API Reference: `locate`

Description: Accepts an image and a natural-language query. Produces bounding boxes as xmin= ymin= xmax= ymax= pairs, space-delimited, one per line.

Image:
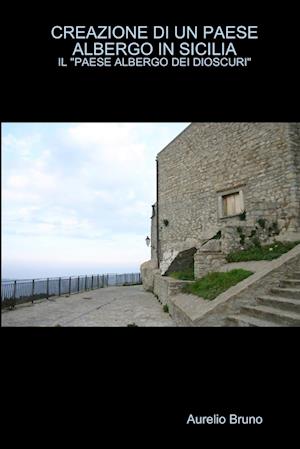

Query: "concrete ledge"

xmin=277 ymin=232 xmax=300 ymax=242
xmin=153 ymin=273 xmax=193 ymax=305
xmin=169 ymin=244 xmax=300 ymax=326
xmin=170 ymin=294 xmax=206 ymax=326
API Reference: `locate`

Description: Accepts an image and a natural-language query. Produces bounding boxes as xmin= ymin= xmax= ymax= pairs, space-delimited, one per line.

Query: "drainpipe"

xmin=156 ymin=157 xmax=160 ymax=268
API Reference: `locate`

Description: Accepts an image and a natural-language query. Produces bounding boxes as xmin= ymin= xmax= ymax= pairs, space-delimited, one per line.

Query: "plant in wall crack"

xmin=248 ymin=229 xmax=260 ymax=247
xmin=271 ymin=221 xmax=280 ymax=236
xmin=236 ymin=226 xmax=246 ymax=245
xmin=257 ymin=218 xmax=266 ymax=229
xmin=239 ymin=210 xmax=246 ymax=221
xmin=251 ymin=236 xmax=261 ymax=248
xmin=266 ymin=221 xmax=280 ymax=237
xmin=235 ymin=217 xmax=282 ymax=252
xmin=163 ymin=219 xmax=169 ymax=227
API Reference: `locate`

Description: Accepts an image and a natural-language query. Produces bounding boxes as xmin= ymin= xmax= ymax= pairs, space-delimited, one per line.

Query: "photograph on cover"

xmin=1 ymin=122 xmax=300 ymax=326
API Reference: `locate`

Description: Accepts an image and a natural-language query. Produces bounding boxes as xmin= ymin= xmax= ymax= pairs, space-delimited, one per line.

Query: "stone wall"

xmin=221 ymin=219 xmax=282 ymax=255
xmin=194 ymin=240 xmax=227 ymax=278
xmin=154 ymin=123 xmax=300 ymax=272
xmin=153 ymin=273 xmax=193 ymax=305
xmin=287 ymin=123 xmax=300 ymax=231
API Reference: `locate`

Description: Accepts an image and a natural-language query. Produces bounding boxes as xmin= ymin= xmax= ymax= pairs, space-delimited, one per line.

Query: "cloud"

xmin=3 ymin=132 xmax=41 ymax=160
xmin=2 ymin=122 xmax=189 ymax=276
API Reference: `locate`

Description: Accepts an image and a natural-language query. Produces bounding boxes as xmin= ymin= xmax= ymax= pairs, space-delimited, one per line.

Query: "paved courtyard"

xmin=1 ymin=285 xmax=175 ymax=327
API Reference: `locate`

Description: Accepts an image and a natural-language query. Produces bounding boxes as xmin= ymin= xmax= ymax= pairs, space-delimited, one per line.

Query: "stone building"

xmin=144 ymin=123 xmax=300 ymax=281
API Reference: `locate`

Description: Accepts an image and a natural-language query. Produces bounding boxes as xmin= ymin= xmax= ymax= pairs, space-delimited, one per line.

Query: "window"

xmin=222 ymin=192 xmax=242 ymax=217
xmin=217 ymin=188 xmax=245 ymax=219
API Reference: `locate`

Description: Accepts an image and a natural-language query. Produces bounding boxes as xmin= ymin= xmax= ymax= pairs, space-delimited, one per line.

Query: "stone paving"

xmin=1 ymin=285 xmax=175 ymax=327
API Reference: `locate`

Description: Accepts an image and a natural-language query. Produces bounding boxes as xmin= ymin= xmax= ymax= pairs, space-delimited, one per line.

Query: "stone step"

xmin=270 ymin=287 xmax=300 ymax=300
xmin=227 ymin=314 xmax=281 ymax=327
xmin=257 ymin=295 xmax=300 ymax=313
xmin=291 ymin=271 xmax=300 ymax=279
xmin=280 ymin=279 xmax=300 ymax=288
xmin=241 ymin=305 xmax=300 ymax=326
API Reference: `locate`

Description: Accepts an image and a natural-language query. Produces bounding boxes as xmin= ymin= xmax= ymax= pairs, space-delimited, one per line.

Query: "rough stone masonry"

xmin=142 ymin=123 xmax=300 ymax=284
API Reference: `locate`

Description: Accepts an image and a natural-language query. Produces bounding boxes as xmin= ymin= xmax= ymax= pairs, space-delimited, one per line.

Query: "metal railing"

xmin=1 ymin=273 xmax=142 ymax=308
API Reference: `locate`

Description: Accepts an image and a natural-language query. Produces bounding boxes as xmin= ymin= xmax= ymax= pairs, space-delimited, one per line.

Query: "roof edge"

xmin=156 ymin=123 xmax=193 ymax=159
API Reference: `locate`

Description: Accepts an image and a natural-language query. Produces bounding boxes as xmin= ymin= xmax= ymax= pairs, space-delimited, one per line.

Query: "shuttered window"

xmin=222 ymin=192 xmax=242 ymax=217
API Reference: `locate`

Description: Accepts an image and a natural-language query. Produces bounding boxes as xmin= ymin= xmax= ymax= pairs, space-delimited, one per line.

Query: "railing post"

xmin=85 ymin=275 xmax=87 ymax=291
xmin=32 ymin=279 xmax=35 ymax=303
xmin=58 ymin=277 xmax=61 ymax=296
xmin=97 ymin=275 xmax=99 ymax=289
xmin=46 ymin=278 xmax=49 ymax=299
xmin=69 ymin=276 xmax=71 ymax=295
xmin=78 ymin=276 xmax=80 ymax=293
xmin=13 ymin=280 xmax=17 ymax=301
xmin=12 ymin=280 xmax=17 ymax=308
xmin=92 ymin=275 xmax=94 ymax=290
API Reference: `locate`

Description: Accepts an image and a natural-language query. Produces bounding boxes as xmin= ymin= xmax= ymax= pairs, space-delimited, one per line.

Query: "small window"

xmin=222 ymin=192 xmax=242 ymax=217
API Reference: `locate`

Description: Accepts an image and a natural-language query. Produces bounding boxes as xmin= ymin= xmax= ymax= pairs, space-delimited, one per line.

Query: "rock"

xmin=140 ymin=260 xmax=159 ymax=292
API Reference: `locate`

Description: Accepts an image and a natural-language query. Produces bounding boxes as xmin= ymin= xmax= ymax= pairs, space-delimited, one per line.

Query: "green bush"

xmin=163 ymin=304 xmax=169 ymax=313
xmin=169 ymin=268 xmax=194 ymax=280
xmin=183 ymin=269 xmax=253 ymax=300
xmin=226 ymin=241 xmax=300 ymax=262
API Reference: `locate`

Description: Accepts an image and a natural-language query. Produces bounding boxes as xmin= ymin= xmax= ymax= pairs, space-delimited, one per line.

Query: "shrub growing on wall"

xmin=235 ymin=218 xmax=281 ymax=250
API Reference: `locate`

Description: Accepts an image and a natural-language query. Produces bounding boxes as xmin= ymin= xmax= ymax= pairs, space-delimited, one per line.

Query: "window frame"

xmin=217 ymin=188 xmax=245 ymax=219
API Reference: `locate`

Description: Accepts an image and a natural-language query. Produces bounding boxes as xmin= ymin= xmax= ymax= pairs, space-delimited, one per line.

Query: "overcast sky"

xmin=2 ymin=123 xmax=188 ymax=279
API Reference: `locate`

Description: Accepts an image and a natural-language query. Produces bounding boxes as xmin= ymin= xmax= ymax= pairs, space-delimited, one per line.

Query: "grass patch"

xmin=169 ymin=268 xmax=194 ymax=280
xmin=226 ymin=241 xmax=300 ymax=262
xmin=183 ymin=269 xmax=253 ymax=300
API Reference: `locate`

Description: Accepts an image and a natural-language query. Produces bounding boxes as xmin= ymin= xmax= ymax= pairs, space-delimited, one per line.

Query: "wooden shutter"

xmin=223 ymin=192 xmax=241 ymax=216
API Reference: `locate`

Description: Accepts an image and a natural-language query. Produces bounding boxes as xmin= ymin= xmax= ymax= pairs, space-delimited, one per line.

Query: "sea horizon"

xmin=1 ymin=267 xmax=142 ymax=282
